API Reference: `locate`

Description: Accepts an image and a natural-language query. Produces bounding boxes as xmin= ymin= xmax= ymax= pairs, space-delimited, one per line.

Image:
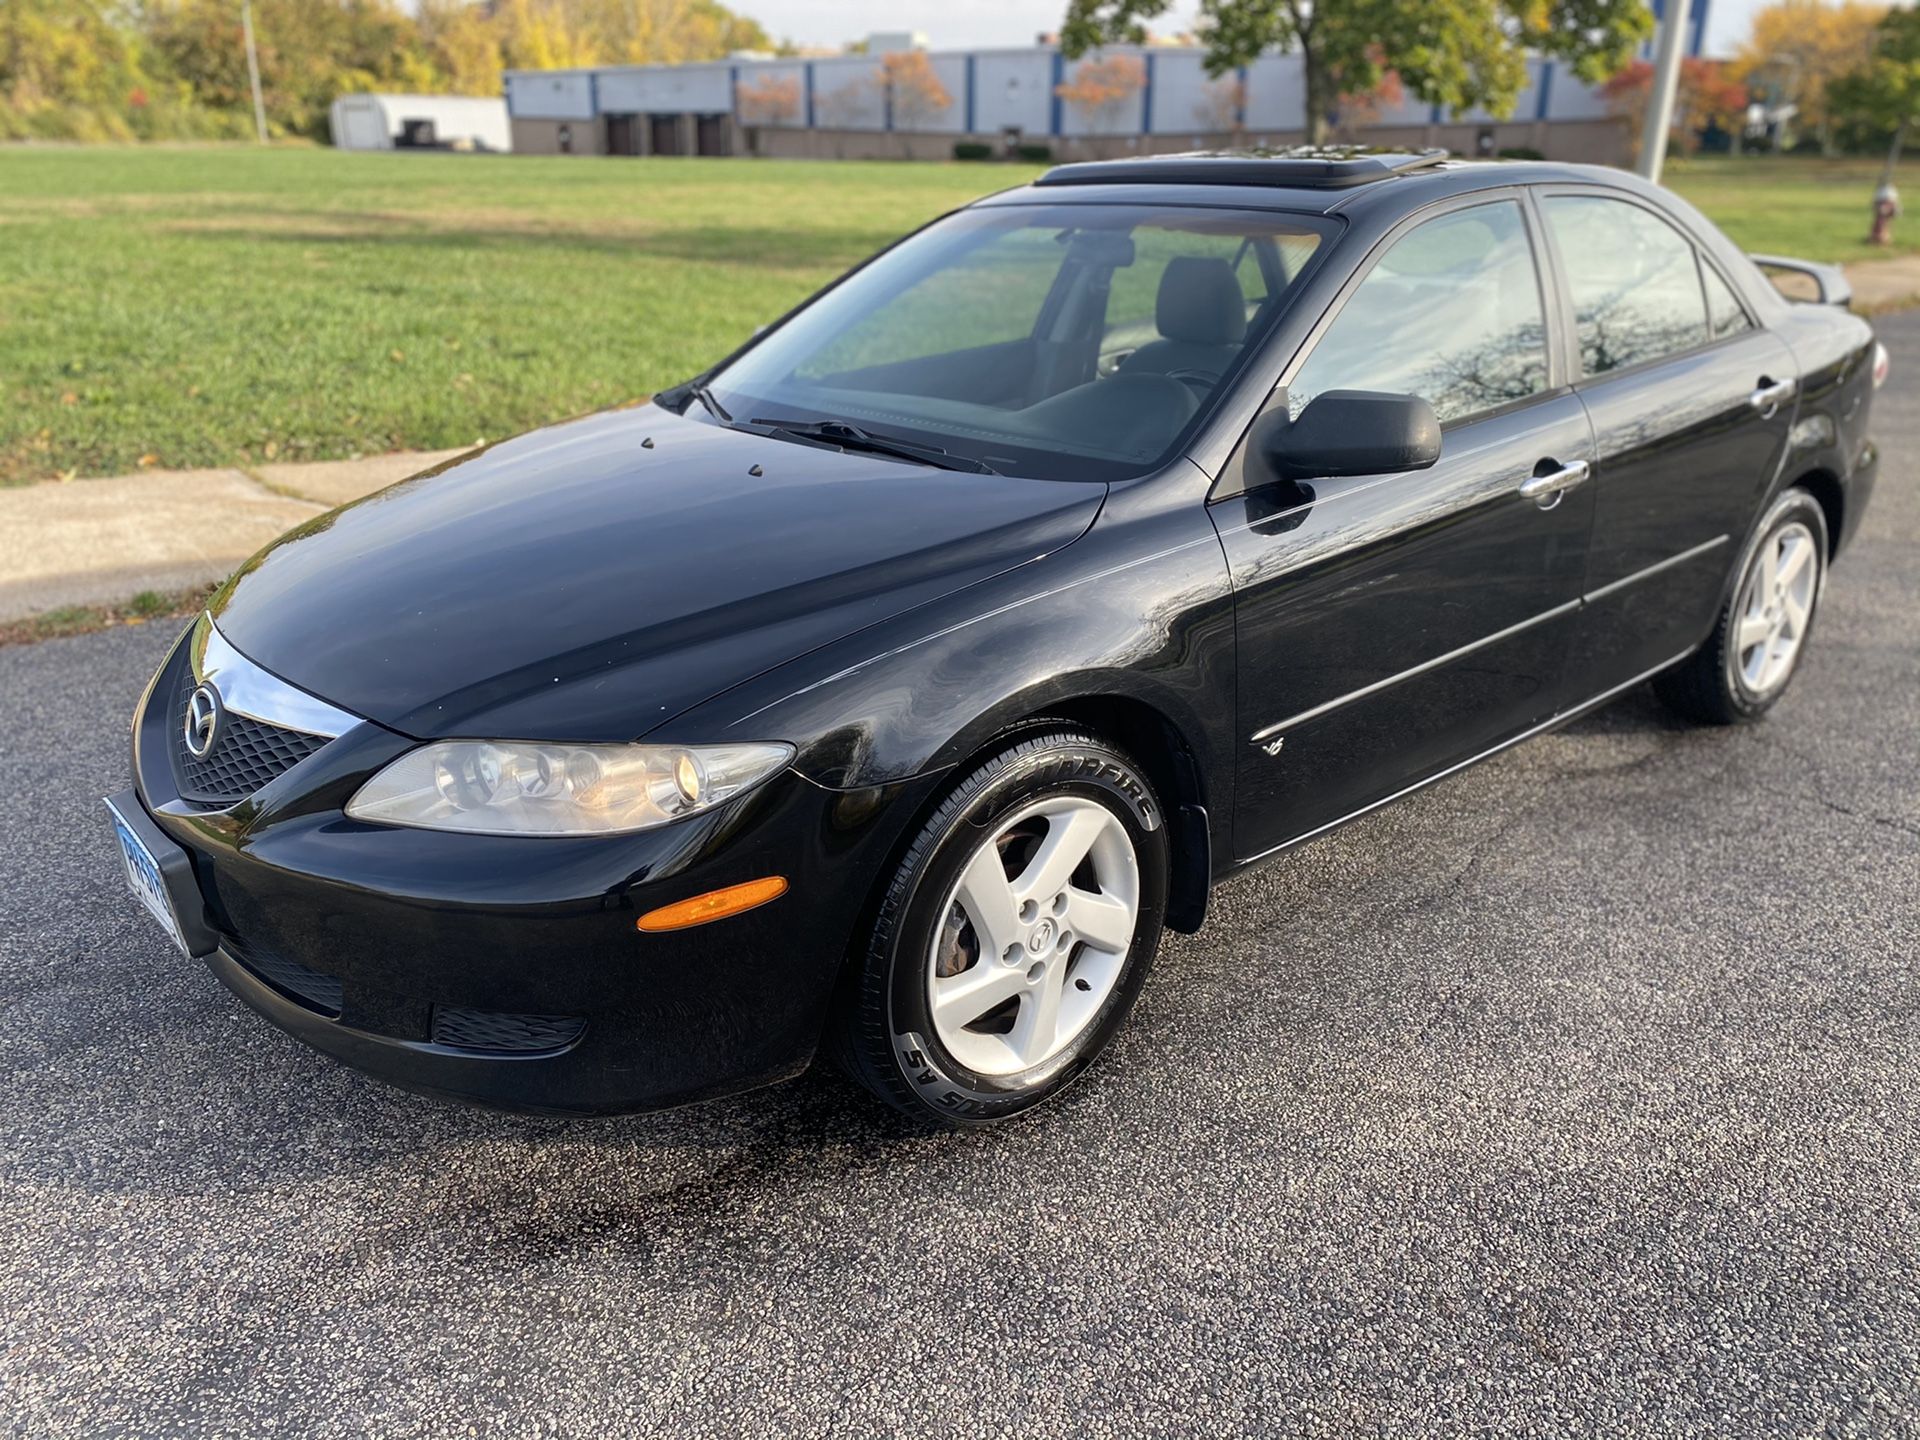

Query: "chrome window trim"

xmin=189 ymin=613 xmax=361 ymax=739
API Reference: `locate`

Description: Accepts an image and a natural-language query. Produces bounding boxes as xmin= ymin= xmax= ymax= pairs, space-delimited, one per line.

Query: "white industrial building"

xmin=502 ymin=0 xmax=1711 ymax=167
xmin=329 ymin=94 xmax=513 ymax=153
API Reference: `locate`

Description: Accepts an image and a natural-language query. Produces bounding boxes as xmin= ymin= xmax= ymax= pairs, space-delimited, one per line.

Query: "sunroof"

xmin=1035 ymin=148 xmax=1450 ymax=191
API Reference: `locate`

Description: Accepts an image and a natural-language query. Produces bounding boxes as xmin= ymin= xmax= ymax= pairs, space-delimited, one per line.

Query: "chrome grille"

xmin=172 ymin=666 xmax=329 ymax=808
xmin=166 ymin=614 xmax=357 ymax=810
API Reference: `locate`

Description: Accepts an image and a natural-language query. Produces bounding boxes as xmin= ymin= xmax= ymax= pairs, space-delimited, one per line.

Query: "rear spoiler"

xmin=1749 ymin=253 xmax=1853 ymax=309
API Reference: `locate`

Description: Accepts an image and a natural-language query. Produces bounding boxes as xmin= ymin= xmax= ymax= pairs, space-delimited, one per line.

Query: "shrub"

xmin=1014 ymin=142 xmax=1054 ymax=163
xmin=1497 ymin=146 xmax=1546 ymax=161
xmin=952 ymin=140 xmax=994 ymax=161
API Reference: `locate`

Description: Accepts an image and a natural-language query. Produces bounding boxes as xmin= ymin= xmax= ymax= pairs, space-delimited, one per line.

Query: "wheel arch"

xmin=917 ymin=680 xmax=1217 ymax=936
xmin=1783 ymin=465 xmax=1844 ymax=559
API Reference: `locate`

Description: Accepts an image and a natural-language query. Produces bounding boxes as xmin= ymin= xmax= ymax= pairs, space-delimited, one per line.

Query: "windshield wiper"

xmin=746 ymin=417 xmax=998 ymax=475
xmin=688 ymin=381 xmax=733 ymax=424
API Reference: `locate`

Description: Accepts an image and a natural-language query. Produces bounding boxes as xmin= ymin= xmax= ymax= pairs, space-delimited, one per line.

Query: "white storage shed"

xmin=329 ymin=94 xmax=513 ymax=153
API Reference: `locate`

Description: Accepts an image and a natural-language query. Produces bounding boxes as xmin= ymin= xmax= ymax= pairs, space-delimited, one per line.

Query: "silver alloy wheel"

xmin=925 ymin=795 xmax=1140 ymax=1077
xmin=1731 ymin=518 xmax=1819 ymax=697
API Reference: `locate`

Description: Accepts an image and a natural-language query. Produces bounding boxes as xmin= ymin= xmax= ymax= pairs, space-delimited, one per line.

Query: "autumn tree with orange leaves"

xmin=1056 ymin=53 xmax=1147 ymax=143
xmin=1601 ymin=57 xmax=1750 ymax=155
xmin=736 ymin=73 xmax=800 ymax=154
xmin=878 ymin=50 xmax=952 ymax=153
xmin=1733 ymin=0 xmax=1888 ymax=154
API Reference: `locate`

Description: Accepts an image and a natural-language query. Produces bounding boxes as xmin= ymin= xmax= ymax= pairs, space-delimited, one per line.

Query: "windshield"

xmin=702 ymin=202 xmax=1334 ymax=481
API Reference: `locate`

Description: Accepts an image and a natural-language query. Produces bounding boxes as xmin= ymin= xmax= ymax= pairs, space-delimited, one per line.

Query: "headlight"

xmin=345 ymin=740 xmax=793 ymax=836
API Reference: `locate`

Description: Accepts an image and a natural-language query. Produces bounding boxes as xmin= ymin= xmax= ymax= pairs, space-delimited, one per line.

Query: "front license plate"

xmin=108 ymin=802 xmax=188 ymax=955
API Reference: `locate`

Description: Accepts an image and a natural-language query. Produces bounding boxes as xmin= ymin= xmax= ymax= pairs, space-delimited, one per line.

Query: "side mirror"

xmin=1262 ymin=389 xmax=1442 ymax=482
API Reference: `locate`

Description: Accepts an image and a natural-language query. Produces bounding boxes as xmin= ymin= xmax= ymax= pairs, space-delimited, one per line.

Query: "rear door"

xmin=1537 ymin=190 xmax=1799 ymax=686
xmin=1212 ymin=193 xmax=1597 ymax=861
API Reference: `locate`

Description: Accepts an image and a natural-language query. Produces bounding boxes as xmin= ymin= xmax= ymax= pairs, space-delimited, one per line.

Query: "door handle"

xmin=1749 ymin=376 xmax=1797 ymax=416
xmin=1518 ymin=459 xmax=1591 ymax=508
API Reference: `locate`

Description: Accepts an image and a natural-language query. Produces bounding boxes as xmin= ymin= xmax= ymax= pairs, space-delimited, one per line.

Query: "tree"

xmin=1732 ymin=0 xmax=1886 ymax=155
xmin=1055 ymin=53 xmax=1147 ymax=140
xmin=735 ymin=72 xmax=799 ymax=154
xmin=1829 ymin=7 xmax=1920 ymax=192
xmin=1061 ymin=0 xmax=1654 ymax=145
xmin=1331 ymin=52 xmax=1406 ymax=139
xmin=1600 ymin=56 xmax=1749 ymax=155
xmin=878 ymin=49 xmax=951 ymax=152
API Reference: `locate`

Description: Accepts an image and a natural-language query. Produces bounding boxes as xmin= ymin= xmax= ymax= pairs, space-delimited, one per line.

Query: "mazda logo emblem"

xmin=183 ymin=683 xmax=224 ymax=759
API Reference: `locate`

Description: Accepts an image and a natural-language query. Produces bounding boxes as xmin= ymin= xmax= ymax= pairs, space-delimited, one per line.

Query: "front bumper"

xmin=127 ymin=625 xmax=934 ymax=1115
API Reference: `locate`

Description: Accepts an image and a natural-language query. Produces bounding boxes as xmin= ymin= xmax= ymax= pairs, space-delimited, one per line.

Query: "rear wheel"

xmin=833 ymin=730 xmax=1169 ymax=1126
xmin=1655 ymin=487 xmax=1828 ymax=725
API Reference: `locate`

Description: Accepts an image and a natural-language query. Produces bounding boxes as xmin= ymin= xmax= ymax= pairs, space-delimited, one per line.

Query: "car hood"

xmin=212 ymin=403 xmax=1104 ymax=742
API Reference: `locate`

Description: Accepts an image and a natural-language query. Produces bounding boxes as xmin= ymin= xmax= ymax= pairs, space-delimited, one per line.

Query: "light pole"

xmin=1637 ymin=0 xmax=1689 ymax=183
xmin=242 ymin=0 xmax=268 ymax=144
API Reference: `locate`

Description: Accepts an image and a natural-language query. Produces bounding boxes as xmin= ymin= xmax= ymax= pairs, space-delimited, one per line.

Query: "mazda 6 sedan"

xmin=107 ymin=150 xmax=1883 ymax=1126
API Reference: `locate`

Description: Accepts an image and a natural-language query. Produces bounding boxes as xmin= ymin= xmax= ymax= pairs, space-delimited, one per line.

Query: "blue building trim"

xmin=1050 ymin=51 xmax=1064 ymax=136
xmin=729 ymin=64 xmax=739 ymax=120
xmin=1236 ymin=63 xmax=1248 ymax=133
xmin=1142 ymin=52 xmax=1156 ymax=135
xmin=965 ymin=55 xmax=977 ymax=133
xmin=588 ymin=73 xmax=599 ymax=120
xmin=1535 ymin=61 xmax=1554 ymax=121
xmin=804 ymin=62 xmax=815 ymax=128
xmin=504 ymin=77 xmax=516 ymax=119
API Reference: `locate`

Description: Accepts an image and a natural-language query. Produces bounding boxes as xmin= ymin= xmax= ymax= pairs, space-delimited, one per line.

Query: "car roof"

xmin=979 ymin=148 xmax=1644 ymax=217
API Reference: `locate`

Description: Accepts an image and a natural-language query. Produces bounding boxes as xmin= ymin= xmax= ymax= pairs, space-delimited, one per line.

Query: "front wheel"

xmin=1655 ymin=487 xmax=1829 ymax=725
xmin=832 ymin=730 xmax=1169 ymax=1127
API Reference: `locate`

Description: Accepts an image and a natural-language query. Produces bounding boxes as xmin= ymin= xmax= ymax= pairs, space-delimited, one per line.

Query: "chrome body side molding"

xmin=1237 ymin=648 xmax=1694 ymax=869
xmin=1248 ymin=535 xmax=1731 ymax=748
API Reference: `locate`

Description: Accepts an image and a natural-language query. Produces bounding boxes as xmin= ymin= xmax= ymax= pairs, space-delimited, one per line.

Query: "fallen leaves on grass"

xmin=0 ymin=585 xmax=213 ymax=649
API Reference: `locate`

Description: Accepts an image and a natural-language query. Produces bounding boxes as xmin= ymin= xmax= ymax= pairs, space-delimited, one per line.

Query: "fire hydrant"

xmin=1869 ymin=182 xmax=1900 ymax=246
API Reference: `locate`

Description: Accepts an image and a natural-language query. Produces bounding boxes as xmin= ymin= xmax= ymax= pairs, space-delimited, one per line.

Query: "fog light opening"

xmin=636 ymin=876 xmax=789 ymax=933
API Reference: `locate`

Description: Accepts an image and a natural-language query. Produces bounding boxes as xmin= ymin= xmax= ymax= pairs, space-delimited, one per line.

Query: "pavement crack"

xmin=1748 ymin=778 xmax=1920 ymax=842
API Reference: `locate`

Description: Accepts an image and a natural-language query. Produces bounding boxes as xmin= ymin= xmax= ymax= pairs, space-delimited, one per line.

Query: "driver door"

xmin=1211 ymin=194 xmax=1597 ymax=861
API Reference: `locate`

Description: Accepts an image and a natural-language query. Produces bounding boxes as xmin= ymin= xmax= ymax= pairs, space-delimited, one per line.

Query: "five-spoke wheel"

xmin=928 ymin=796 xmax=1140 ymax=1076
xmin=1656 ymin=486 xmax=1830 ymax=725
xmin=1732 ymin=519 xmax=1818 ymax=695
xmin=832 ymin=729 xmax=1169 ymax=1126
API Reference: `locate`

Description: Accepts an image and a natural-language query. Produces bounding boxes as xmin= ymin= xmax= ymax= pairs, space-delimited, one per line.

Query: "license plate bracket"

xmin=103 ymin=790 xmax=217 ymax=958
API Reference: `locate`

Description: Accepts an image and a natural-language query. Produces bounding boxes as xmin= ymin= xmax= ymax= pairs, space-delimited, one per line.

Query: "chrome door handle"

xmin=1518 ymin=459 xmax=1591 ymax=506
xmin=1749 ymin=377 xmax=1797 ymax=416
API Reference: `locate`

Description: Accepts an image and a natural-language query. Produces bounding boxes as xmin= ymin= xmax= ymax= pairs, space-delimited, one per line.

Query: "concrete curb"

xmin=0 ymin=449 xmax=470 ymax=624
xmin=1845 ymin=253 xmax=1920 ymax=314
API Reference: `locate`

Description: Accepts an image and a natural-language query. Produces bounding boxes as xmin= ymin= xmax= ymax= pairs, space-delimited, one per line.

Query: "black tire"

xmin=1654 ymin=487 xmax=1829 ymax=726
xmin=832 ymin=729 xmax=1170 ymax=1127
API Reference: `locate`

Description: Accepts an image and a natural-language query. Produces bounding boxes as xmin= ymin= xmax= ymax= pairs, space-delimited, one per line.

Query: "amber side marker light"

xmin=636 ymin=876 xmax=789 ymax=933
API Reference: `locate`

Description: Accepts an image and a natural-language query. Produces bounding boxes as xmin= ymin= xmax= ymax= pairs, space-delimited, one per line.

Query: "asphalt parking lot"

xmin=4 ymin=312 xmax=1916 ymax=1439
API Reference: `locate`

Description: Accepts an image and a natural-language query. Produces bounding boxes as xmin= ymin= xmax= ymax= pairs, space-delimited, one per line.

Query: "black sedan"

xmin=107 ymin=150 xmax=1884 ymax=1126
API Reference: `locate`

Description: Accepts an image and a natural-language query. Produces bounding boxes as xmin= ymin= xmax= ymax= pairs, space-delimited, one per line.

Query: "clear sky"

xmin=746 ymin=0 xmax=1766 ymax=57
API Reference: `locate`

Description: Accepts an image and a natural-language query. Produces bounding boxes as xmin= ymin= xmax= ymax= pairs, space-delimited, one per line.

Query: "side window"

xmin=1289 ymin=200 xmax=1549 ymax=427
xmin=1544 ymin=195 xmax=1710 ymax=374
xmin=1701 ymin=262 xmax=1752 ymax=340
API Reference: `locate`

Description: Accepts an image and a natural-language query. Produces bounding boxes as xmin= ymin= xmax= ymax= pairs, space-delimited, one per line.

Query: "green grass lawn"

xmin=0 ymin=145 xmax=1910 ymax=484
xmin=1663 ymin=153 xmax=1919 ymax=267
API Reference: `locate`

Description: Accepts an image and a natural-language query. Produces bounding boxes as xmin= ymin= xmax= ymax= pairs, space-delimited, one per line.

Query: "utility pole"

xmin=1637 ymin=0 xmax=1689 ymax=184
xmin=242 ymin=0 xmax=268 ymax=144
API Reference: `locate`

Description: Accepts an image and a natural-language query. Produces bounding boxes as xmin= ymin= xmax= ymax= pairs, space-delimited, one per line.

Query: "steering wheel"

xmin=1165 ymin=366 xmax=1223 ymax=397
